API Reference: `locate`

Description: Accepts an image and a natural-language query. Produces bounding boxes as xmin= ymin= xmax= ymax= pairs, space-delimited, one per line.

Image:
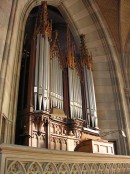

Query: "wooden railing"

xmin=0 ymin=144 xmax=130 ymax=173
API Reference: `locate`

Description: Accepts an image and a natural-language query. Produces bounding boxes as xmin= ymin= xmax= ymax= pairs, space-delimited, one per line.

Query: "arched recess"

xmin=0 ymin=0 xmax=129 ymax=154
xmin=124 ymin=32 xmax=130 ymax=112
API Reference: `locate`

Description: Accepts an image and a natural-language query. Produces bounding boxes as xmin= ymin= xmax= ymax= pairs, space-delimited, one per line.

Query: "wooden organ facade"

xmin=15 ymin=1 xmax=99 ymax=151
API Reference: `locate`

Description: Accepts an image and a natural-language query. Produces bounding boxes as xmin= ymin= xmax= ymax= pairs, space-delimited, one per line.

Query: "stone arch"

xmin=1 ymin=0 xmax=129 ymax=155
xmin=26 ymin=161 xmax=43 ymax=174
xmin=58 ymin=163 xmax=70 ymax=174
xmin=123 ymin=32 xmax=130 ymax=104
xmin=70 ymin=163 xmax=81 ymax=174
xmin=81 ymin=163 xmax=91 ymax=174
xmin=7 ymin=161 xmax=26 ymax=174
xmin=90 ymin=163 xmax=98 ymax=173
xmin=98 ymin=163 xmax=107 ymax=173
xmin=43 ymin=162 xmax=58 ymax=173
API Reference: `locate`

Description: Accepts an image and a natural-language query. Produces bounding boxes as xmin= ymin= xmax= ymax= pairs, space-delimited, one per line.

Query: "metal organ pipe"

xmin=52 ymin=57 xmax=55 ymax=107
xmin=77 ymin=73 xmax=82 ymax=119
xmin=68 ymin=68 xmax=73 ymax=117
xmin=51 ymin=56 xmax=54 ymax=108
xmin=38 ymin=34 xmax=44 ymax=110
xmin=60 ymin=68 xmax=63 ymax=109
xmin=73 ymin=69 xmax=77 ymax=116
xmin=44 ymin=34 xmax=47 ymax=90
xmin=44 ymin=33 xmax=50 ymax=111
xmin=90 ymin=69 xmax=98 ymax=128
xmin=46 ymin=35 xmax=50 ymax=110
xmin=74 ymin=70 xmax=77 ymax=117
xmin=57 ymin=58 xmax=60 ymax=108
xmin=34 ymin=34 xmax=40 ymax=110
xmin=56 ymin=56 xmax=58 ymax=107
xmin=50 ymin=55 xmax=53 ymax=108
xmin=78 ymin=76 xmax=82 ymax=119
xmin=84 ymin=66 xmax=91 ymax=126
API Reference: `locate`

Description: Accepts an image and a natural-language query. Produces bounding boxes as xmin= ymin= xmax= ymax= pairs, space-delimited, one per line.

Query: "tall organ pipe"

xmin=84 ymin=66 xmax=91 ymax=126
xmin=34 ymin=34 xmax=40 ymax=110
xmin=43 ymin=33 xmax=50 ymax=111
xmin=90 ymin=68 xmax=98 ymax=128
xmin=38 ymin=34 xmax=44 ymax=110
xmin=69 ymin=68 xmax=73 ymax=117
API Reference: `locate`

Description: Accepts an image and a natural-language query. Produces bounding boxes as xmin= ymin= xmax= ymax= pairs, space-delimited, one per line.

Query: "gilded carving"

xmin=50 ymin=31 xmax=66 ymax=69
xmin=80 ymin=34 xmax=93 ymax=70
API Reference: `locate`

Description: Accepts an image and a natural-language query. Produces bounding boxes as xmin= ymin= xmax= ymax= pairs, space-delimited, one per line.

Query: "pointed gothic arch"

xmin=0 ymin=0 xmax=129 ymax=155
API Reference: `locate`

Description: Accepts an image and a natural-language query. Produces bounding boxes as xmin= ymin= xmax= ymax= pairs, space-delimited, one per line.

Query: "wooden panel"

xmin=75 ymin=139 xmax=114 ymax=154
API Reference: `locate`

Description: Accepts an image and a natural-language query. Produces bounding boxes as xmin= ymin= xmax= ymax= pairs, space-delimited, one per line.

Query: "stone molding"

xmin=1 ymin=144 xmax=130 ymax=173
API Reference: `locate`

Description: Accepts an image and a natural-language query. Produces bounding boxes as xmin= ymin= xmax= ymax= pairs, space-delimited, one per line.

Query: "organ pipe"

xmin=50 ymin=32 xmax=64 ymax=110
xmin=67 ymin=29 xmax=82 ymax=119
xmin=34 ymin=34 xmax=40 ymax=110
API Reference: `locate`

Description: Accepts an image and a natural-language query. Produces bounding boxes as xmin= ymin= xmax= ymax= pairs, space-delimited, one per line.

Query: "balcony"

xmin=0 ymin=144 xmax=130 ymax=173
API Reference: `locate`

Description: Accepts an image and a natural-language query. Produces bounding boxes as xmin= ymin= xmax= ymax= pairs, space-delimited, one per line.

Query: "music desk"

xmin=75 ymin=139 xmax=114 ymax=154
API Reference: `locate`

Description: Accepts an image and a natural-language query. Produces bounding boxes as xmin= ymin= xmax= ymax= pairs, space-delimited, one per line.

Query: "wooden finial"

xmin=87 ymin=53 xmax=93 ymax=70
xmin=67 ymin=26 xmax=71 ymax=68
xmin=35 ymin=1 xmax=52 ymax=39
xmin=80 ymin=34 xmax=88 ymax=67
xmin=80 ymin=34 xmax=93 ymax=70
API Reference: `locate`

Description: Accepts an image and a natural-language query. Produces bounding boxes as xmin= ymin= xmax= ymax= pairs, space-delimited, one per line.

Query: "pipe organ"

xmin=33 ymin=2 xmax=52 ymax=111
xmin=16 ymin=2 xmax=99 ymax=150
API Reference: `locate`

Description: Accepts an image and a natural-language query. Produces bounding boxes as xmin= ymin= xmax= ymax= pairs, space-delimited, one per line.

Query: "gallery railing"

xmin=0 ymin=144 xmax=130 ymax=174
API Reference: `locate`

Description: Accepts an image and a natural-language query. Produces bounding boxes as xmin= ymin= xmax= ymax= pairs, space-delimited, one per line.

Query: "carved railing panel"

xmin=6 ymin=161 xmax=130 ymax=174
xmin=43 ymin=162 xmax=58 ymax=174
xmin=1 ymin=145 xmax=130 ymax=174
xmin=26 ymin=162 xmax=43 ymax=174
xmin=5 ymin=161 xmax=130 ymax=174
xmin=7 ymin=161 xmax=26 ymax=174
